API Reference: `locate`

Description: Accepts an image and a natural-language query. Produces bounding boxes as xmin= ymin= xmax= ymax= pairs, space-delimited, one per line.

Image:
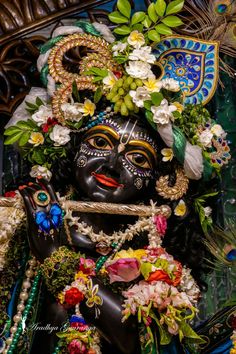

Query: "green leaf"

xmin=132 ymin=23 xmax=144 ymax=32
xmin=92 ymin=76 xmax=104 ymax=83
xmin=32 ymin=149 xmax=45 ymax=164
xmin=36 ymin=97 xmax=45 ymax=107
xmin=94 ymin=87 xmax=103 ymax=104
xmin=4 ymin=131 xmax=23 ymax=145
xmin=144 ymin=100 xmax=152 ymax=110
xmin=148 ymin=30 xmax=161 ymax=42
xmin=166 ymin=0 xmax=184 ymax=15
xmin=179 ymin=322 xmax=206 ymax=343
xmin=117 ymin=0 xmax=131 ymax=19
xmin=155 ymin=23 xmax=173 ymax=35
xmin=18 ymin=132 xmax=31 ymax=147
xmin=161 ymin=15 xmax=183 ymax=27
xmin=4 ymin=126 xmax=21 ymax=136
xmin=148 ymin=3 xmax=158 ymax=22
xmin=114 ymin=56 xmax=128 ymax=64
xmin=142 ymin=15 xmax=152 ymax=28
xmin=108 ymin=11 xmax=129 ymax=24
xmin=131 ymin=11 xmax=146 ymax=25
xmin=145 ymin=110 xmax=156 ymax=130
xmin=114 ymin=25 xmax=131 ymax=35
xmin=25 ymin=101 xmax=38 ymax=109
xmin=140 ymin=262 xmax=153 ymax=280
xmin=151 ymin=92 xmax=164 ymax=105
xmin=72 ymin=81 xmax=80 ymax=102
xmin=24 ymin=119 xmax=38 ymax=129
xmin=16 ymin=120 xmax=34 ymax=130
xmin=84 ymin=67 xmax=108 ymax=77
xmin=155 ymin=0 xmax=167 ymax=17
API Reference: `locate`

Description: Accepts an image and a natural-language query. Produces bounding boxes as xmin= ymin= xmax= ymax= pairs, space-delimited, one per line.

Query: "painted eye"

xmin=86 ymin=136 xmax=113 ymax=150
xmin=126 ymin=152 xmax=151 ymax=169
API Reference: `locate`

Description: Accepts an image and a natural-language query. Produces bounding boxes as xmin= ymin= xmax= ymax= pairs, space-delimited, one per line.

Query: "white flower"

xmin=129 ymin=87 xmax=151 ymax=108
xmin=30 ymin=165 xmax=52 ymax=181
xmin=198 ymin=129 xmax=213 ymax=148
xmin=143 ymin=78 xmax=162 ymax=92
xmin=103 ymin=71 xmax=118 ymax=89
xmin=31 ymin=105 xmax=52 ymax=126
xmin=161 ymin=148 xmax=174 ymax=162
xmin=161 ymin=78 xmax=180 ymax=92
xmin=61 ymin=103 xmax=83 ymax=122
xmin=211 ymin=124 xmax=225 ymax=137
xmin=203 ymin=206 xmax=212 ymax=217
xmin=127 ymin=31 xmax=145 ymax=48
xmin=49 ymin=124 xmax=71 ymax=146
xmin=151 ymin=99 xmax=177 ymax=125
xmin=126 ymin=61 xmax=153 ymax=80
xmin=129 ymin=46 xmax=156 ymax=64
xmin=112 ymin=42 xmax=127 ymax=56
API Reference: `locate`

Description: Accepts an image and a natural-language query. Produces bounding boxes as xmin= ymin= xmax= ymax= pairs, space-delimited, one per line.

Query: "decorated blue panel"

xmin=153 ymin=36 xmax=219 ymax=105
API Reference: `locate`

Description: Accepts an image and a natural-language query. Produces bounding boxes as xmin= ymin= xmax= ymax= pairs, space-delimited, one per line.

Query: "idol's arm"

xmin=80 ymin=277 xmax=140 ymax=354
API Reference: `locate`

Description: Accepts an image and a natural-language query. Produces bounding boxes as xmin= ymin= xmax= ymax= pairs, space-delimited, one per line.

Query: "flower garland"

xmin=0 ymin=191 xmax=25 ymax=270
xmin=102 ymin=245 xmax=203 ymax=346
xmin=41 ymin=247 xmax=103 ymax=354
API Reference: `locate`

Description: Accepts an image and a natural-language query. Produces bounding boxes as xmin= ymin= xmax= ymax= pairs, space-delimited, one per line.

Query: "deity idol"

xmin=0 ymin=1 xmax=234 ymax=353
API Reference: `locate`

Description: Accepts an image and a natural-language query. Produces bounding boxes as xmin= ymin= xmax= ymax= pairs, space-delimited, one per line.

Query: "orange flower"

xmin=172 ymin=261 xmax=182 ymax=286
xmin=147 ymin=270 xmax=172 ymax=284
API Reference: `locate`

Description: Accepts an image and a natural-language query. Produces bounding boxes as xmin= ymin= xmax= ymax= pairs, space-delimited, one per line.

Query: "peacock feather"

xmin=204 ymin=225 xmax=236 ymax=271
xmin=177 ymin=0 xmax=236 ymax=58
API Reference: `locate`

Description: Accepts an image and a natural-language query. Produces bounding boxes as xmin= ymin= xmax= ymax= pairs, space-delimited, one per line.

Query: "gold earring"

xmin=156 ymin=168 xmax=189 ymax=201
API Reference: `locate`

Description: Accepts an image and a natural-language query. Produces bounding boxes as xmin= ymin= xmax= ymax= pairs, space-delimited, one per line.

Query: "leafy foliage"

xmin=108 ymin=0 xmax=184 ymax=44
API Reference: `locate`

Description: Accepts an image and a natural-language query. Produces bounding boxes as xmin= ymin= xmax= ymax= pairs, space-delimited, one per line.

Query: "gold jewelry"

xmin=156 ymin=168 xmax=189 ymax=201
xmin=48 ymin=33 xmax=119 ymax=124
xmin=33 ymin=190 xmax=50 ymax=206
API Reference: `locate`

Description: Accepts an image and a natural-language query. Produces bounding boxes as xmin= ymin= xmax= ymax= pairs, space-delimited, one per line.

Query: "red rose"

xmin=113 ymin=71 xmax=122 ymax=79
xmin=4 ymin=191 xmax=16 ymax=198
xmin=147 ymin=270 xmax=172 ymax=284
xmin=42 ymin=117 xmax=58 ymax=133
xmin=65 ymin=287 xmax=84 ymax=306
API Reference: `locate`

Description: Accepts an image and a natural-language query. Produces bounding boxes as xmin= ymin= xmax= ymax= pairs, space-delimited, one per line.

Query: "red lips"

xmin=91 ymin=172 xmax=124 ymax=188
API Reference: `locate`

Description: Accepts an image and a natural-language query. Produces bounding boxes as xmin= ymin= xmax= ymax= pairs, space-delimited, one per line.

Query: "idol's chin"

xmin=86 ymin=185 xmax=126 ymax=204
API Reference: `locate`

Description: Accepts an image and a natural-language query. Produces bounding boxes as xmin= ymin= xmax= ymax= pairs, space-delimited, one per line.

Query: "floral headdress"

xmin=4 ymin=0 xmax=230 ymax=184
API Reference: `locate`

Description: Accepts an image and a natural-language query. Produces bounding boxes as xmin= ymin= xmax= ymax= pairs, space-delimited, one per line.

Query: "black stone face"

xmin=74 ymin=116 xmax=158 ymax=203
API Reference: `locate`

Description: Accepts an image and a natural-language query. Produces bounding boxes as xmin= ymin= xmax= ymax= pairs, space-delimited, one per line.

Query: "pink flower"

xmin=153 ymin=215 xmax=167 ymax=236
xmin=79 ymin=257 xmax=96 ymax=276
xmin=168 ymin=320 xmax=179 ymax=335
xmin=68 ymin=339 xmax=86 ymax=354
xmin=106 ymin=258 xmax=140 ymax=283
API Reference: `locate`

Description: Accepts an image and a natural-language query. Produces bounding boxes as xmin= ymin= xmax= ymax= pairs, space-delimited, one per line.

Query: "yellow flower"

xmin=114 ymin=248 xmax=147 ymax=260
xmin=75 ymin=271 xmax=89 ymax=282
xmin=58 ymin=292 xmax=65 ymax=304
xmin=173 ymin=102 xmax=184 ymax=113
xmin=78 ymin=99 xmax=96 ymax=117
xmin=99 ymin=267 xmax=108 ymax=275
xmin=143 ymin=78 xmax=162 ymax=93
xmin=127 ymin=31 xmax=145 ymax=48
xmin=174 ymin=199 xmax=187 ymax=217
xmin=28 ymin=132 xmax=44 ymax=146
xmin=161 ymin=148 xmax=174 ymax=162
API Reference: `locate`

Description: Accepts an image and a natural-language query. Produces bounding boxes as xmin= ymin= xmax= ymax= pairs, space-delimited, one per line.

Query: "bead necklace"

xmin=3 ymin=257 xmax=40 ymax=354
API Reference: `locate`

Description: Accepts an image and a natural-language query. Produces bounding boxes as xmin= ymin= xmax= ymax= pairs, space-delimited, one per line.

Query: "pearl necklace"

xmin=3 ymin=257 xmax=40 ymax=354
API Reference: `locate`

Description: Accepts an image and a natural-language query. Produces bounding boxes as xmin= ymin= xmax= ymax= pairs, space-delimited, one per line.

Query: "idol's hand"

xmin=19 ymin=179 xmax=62 ymax=262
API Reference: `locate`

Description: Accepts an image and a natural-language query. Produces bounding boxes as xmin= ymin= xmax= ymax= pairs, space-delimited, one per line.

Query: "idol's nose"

xmin=102 ymin=148 xmax=123 ymax=175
